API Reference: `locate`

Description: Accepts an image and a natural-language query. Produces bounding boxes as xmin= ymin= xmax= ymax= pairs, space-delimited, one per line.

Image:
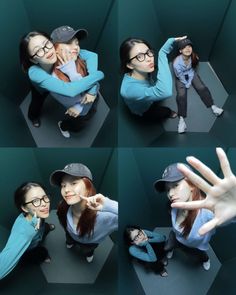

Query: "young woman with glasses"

xmin=0 ymin=182 xmax=54 ymax=279
xmin=19 ymin=30 xmax=104 ymax=131
xmin=124 ymin=225 xmax=168 ymax=276
xmin=119 ymin=36 xmax=186 ymax=122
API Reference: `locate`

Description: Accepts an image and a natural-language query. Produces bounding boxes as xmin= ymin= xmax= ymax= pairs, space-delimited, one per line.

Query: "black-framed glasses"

xmin=30 ymin=40 xmax=54 ymax=58
xmin=24 ymin=195 xmax=50 ymax=207
xmin=132 ymin=229 xmax=143 ymax=242
xmin=129 ymin=49 xmax=154 ymax=62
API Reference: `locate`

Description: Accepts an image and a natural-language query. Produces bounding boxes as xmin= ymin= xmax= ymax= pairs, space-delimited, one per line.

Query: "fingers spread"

xmin=216 ymin=147 xmax=233 ymax=178
xmin=185 ymin=157 xmax=220 ymax=185
xmin=177 ymin=163 xmax=212 ymax=193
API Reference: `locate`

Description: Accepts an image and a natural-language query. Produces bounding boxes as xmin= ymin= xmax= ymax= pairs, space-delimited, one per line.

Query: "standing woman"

xmin=0 ymin=182 xmax=54 ymax=279
xmin=119 ymin=36 xmax=186 ymax=122
xmin=124 ymin=225 xmax=168 ymax=277
xmin=19 ymin=30 xmax=104 ymax=131
xmin=154 ymin=163 xmax=213 ymax=271
xmin=173 ymin=38 xmax=223 ymax=133
xmin=50 ymin=163 xmax=118 ymax=263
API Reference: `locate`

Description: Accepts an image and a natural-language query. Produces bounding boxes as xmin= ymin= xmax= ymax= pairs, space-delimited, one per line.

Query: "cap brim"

xmin=154 ymin=175 xmax=184 ymax=192
xmin=74 ymin=29 xmax=88 ymax=40
xmin=50 ymin=170 xmax=67 ymax=186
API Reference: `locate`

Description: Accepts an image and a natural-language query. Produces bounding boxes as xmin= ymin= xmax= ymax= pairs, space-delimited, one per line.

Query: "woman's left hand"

xmin=80 ymin=194 xmax=106 ymax=211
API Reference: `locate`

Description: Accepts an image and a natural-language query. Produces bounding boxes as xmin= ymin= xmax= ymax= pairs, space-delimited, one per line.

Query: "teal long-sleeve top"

xmin=0 ymin=214 xmax=44 ymax=280
xmin=129 ymin=230 xmax=166 ymax=262
xmin=28 ymin=49 xmax=104 ymax=98
xmin=120 ymin=38 xmax=175 ymax=116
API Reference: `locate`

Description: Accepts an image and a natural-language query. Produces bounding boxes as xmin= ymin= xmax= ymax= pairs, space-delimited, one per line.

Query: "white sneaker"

xmin=86 ymin=255 xmax=94 ymax=263
xmin=211 ymin=105 xmax=224 ymax=117
xmin=178 ymin=117 xmax=187 ymax=133
xmin=166 ymin=250 xmax=173 ymax=259
xmin=58 ymin=121 xmax=70 ymax=138
xmin=66 ymin=243 xmax=74 ymax=249
xmin=202 ymin=259 xmax=210 ymax=271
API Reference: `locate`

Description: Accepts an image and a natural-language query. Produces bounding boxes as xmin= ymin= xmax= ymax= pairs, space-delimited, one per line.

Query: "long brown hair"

xmin=57 ymin=177 xmax=97 ymax=238
xmin=191 ymin=51 xmax=199 ymax=68
xmin=179 ymin=179 xmax=205 ymax=238
xmin=53 ymin=43 xmax=88 ymax=81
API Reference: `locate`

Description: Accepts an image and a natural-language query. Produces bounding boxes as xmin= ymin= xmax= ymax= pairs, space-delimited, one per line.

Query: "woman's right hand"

xmin=65 ymin=107 xmax=80 ymax=117
xmin=27 ymin=211 xmax=41 ymax=230
xmin=174 ymin=36 xmax=187 ymax=42
xmin=80 ymin=194 xmax=106 ymax=211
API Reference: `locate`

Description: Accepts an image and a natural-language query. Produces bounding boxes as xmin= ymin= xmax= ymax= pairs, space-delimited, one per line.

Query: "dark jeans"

xmin=137 ymin=241 xmax=167 ymax=274
xmin=28 ymin=84 xmax=48 ymax=121
xmin=141 ymin=101 xmax=172 ymax=122
xmin=176 ymin=73 xmax=214 ymax=118
xmin=60 ymin=96 xmax=99 ymax=132
xmin=66 ymin=231 xmax=98 ymax=257
xmin=165 ymin=230 xmax=209 ymax=263
xmin=19 ymin=222 xmax=51 ymax=265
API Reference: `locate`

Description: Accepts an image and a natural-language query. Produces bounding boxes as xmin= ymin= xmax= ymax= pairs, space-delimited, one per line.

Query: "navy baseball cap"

xmin=178 ymin=38 xmax=193 ymax=50
xmin=51 ymin=25 xmax=88 ymax=43
xmin=154 ymin=163 xmax=192 ymax=192
xmin=50 ymin=163 xmax=93 ymax=186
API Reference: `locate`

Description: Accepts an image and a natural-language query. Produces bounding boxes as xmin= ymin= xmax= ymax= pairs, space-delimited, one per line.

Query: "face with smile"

xmin=28 ymin=35 xmax=57 ymax=66
xmin=166 ymin=179 xmax=193 ymax=204
xmin=180 ymin=45 xmax=192 ymax=57
xmin=127 ymin=43 xmax=155 ymax=76
xmin=56 ymin=38 xmax=80 ymax=61
xmin=61 ymin=175 xmax=87 ymax=205
xmin=22 ymin=186 xmax=50 ymax=219
xmin=129 ymin=229 xmax=147 ymax=245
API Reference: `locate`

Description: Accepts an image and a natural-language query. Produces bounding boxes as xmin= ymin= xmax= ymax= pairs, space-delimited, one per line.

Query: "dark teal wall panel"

xmin=0 ymin=0 xmax=31 ymax=102
xmin=22 ymin=0 xmax=113 ymax=50
xmin=119 ymin=149 xmax=153 ymax=229
xmin=210 ymin=0 xmax=236 ymax=93
xmin=118 ymin=0 xmax=164 ymax=48
xmin=100 ymin=149 xmax=118 ymax=200
xmin=0 ymin=148 xmax=42 ymax=228
xmin=153 ymin=0 xmax=230 ymax=60
xmin=0 ymin=94 xmax=35 ymax=146
xmin=96 ymin=0 xmax=118 ymax=108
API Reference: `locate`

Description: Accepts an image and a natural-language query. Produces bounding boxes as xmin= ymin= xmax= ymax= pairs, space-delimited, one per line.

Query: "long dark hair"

xmin=179 ymin=180 xmax=205 ymax=238
xmin=57 ymin=177 xmax=97 ymax=238
xmin=119 ymin=38 xmax=153 ymax=73
xmin=14 ymin=181 xmax=46 ymax=212
xmin=124 ymin=225 xmax=142 ymax=246
xmin=19 ymin=31 xmax=51 ymax=72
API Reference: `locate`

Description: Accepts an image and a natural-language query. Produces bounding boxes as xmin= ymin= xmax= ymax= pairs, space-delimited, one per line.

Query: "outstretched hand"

xmin=80 ymin=194 xmax=106 ymax=211
xmin=171 ymin=148 xmax=236 ymax=235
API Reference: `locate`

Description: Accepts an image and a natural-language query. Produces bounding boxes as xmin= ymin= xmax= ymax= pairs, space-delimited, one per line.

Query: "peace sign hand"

xmin=80 ymin=194 xmax=106 ymax=211
xmin=171 ymin=148 xmax=236 ymax=235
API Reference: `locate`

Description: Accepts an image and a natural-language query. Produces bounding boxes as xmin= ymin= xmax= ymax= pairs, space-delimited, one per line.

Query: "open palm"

xmin=171 ymin=148 xmax=236 ymax=235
